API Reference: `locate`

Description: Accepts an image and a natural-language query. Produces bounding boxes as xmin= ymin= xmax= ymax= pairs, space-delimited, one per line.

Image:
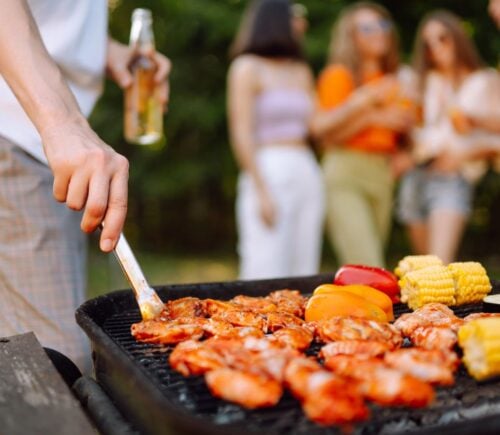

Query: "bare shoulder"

xmin=228 ymin=54 xmax=261 ymax=82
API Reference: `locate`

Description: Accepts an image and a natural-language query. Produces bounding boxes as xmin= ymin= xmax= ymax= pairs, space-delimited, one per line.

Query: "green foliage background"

xmin=90 ymin=0 xmax=500 ymax=264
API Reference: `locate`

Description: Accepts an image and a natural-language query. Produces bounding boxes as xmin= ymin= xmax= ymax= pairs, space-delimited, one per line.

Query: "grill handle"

xmin=112 ymin=232 xmax=165 ymax=320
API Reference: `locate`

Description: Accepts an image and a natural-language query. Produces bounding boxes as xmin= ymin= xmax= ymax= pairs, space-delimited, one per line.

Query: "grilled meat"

xmin=131 ymin=320 xmax=204 ymax=344
xmin=325 ymin=355 xmax=434 ymax=408
xmin=411 ymin=325 xmax=458 ymax=350
xmin=317 ymin=317 xmax=403 ymax=349
xmin=266 ymin=289 xmax=307 ymax=317
xmin=205 ymin=368 xmax=283 ymax=409
xmin=169 ymin=340 xmax=225 ymax=376
xmin=166 ymin=297 xmax=205 ymax=319
xmin=273 ymin=325 xmax=314 ymax=351
xmin=463 ymin=312 xmax=500 ymax=323
xmin=394 ymin=303 xmax=463 ymax=336
xmin=284 ymin=357 xmax=369 ymax=425
xmin=320 ymin=340 xmax=390 ymax=360
xmin=230 ymin=295 xmax=278 ymax=313
xmin=384 ymin=348 xmax=459 ymax=385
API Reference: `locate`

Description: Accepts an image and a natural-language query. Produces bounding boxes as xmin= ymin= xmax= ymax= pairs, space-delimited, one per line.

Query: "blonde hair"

xmin=328 ymin=2 xmax=399 ymax=85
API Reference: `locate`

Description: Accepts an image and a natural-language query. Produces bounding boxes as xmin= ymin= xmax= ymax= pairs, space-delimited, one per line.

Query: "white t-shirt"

xmin=0 ymin=0 xmax=108 ymax=164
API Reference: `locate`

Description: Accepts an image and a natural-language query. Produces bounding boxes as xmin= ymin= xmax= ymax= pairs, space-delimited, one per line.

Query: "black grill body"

xmin=76 ymin=275 xmax=500 ymax=435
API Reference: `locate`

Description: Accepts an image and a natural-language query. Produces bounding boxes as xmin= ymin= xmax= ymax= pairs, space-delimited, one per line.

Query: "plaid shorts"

xmin=0 ymin=136 xmax=90 ymax=371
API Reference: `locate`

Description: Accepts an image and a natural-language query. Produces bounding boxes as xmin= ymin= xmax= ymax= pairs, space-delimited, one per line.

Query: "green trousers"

xmin=322 ymin=149 xmax=394 ymax=268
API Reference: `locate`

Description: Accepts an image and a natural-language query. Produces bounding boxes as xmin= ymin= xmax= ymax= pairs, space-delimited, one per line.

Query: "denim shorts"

xmin=397 ymin=167 xmax=472 ymax=223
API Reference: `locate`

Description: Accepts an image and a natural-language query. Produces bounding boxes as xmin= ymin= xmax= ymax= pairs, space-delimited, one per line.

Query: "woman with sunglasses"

xmin=398 ymin=10 xmax=500 ymax=264
xmin=228 ymin=0 xmax=324 ymax=279
xmin=312 ymin=2 xmax=415 ymax=267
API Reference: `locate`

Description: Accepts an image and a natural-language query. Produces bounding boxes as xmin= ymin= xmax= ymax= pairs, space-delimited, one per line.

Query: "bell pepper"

xmin=334 ymin=265 xmax=400 ymax=303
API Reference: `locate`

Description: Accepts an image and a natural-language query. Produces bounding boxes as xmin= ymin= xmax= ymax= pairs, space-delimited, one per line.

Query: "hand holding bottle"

xmin=106 ymin=38 xmax=171 ymax=110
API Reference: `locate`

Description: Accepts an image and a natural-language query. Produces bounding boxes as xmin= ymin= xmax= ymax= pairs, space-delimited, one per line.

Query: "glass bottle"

xmin=124 ymin=8 xmax=164 ymax=146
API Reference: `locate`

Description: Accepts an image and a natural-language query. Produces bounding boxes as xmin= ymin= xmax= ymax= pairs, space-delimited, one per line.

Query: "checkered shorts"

xmin=0 ymin=136 xmax=90 ymax=371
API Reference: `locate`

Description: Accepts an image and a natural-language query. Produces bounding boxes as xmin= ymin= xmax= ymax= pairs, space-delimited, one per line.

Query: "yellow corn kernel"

xmin=399 ymin=265 xmax=455 ymax=310
xmin=395 ymin=255 xmax=443 ymax=279
xmin=458 ymin=318 xmax=500 ymax=381
xmin=448 ymin=262 xmax=492 ymax=306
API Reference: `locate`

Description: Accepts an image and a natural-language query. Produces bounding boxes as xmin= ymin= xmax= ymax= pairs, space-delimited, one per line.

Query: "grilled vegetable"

xmin=399 ymin=265 xmax=455 ymax=310
xmin=334 ymin=265 xmax=400 ymax=302
xmin=313 ymin=284 xmax=394 ymax=321
xmin=458 ymin=318 xmax=500 ymax=381
xmin=448 ymin=262 xmax=492 ymax=305
xmin=305 ymin=292 xmax=388 ymax=323
xmin=395 ymin=255 xmax=443 ymax=279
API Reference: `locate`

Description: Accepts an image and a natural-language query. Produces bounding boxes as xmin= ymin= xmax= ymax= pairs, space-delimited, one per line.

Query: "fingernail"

xmin=101 ymin=238 xmax=114 ymax=252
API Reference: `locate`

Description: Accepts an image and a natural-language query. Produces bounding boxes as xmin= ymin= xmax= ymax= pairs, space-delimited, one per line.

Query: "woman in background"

xmin=228 ymin=0 xmax=324 ymax=279
xmin=398 ymin=10 xmax=500 ymax=264
xmin=312 ymin=2 xmax=415 ymax=268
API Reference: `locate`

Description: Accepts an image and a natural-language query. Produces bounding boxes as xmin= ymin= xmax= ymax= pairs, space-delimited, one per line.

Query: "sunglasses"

xmin=356 ymin=19 xmax=392 ymax=35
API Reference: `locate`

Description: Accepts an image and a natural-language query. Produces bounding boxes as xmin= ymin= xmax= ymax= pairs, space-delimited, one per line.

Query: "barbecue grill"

xmin=76 ymin=274 xmax=500 ymax=435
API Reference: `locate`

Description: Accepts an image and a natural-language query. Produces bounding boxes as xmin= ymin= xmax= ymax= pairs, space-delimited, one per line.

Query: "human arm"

xmin=311 ymin=68 xmax=412 ymax=145
xmin=106 ymin=38 xmax=171 ymax=109
xmin=0 ymin=1 xmax=128 ymax=252
xmin=227 ymin=57 xmax=275 ymax=227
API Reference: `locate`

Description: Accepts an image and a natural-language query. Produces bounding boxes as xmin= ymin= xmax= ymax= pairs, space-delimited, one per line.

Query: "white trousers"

xmin=237 ymin=146 xmax=325 ymax=280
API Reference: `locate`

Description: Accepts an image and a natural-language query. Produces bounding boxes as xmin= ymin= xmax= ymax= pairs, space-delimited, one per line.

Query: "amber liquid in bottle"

xmin=124 ymin=9 xmax=163 ymax=146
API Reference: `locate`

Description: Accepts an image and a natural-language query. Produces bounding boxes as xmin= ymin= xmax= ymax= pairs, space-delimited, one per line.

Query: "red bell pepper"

xmin=334 ymin=264 xmax=400 ymax=303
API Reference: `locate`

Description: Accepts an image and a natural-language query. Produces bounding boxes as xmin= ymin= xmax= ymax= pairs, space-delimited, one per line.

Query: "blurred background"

xmin=88 ymin=0 xmax=500 ymax=297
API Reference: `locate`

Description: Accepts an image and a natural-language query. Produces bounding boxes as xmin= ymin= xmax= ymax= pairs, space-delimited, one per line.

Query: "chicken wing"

xmin=411 ymin=326 xmax=458 ymax=350
xmin=266 ymin=289 xmax=307 ymax=317
xmin=394 ymin=303 xmax=463 ymax=336
xmin=169 ymin=339 xmax=225 ymax=376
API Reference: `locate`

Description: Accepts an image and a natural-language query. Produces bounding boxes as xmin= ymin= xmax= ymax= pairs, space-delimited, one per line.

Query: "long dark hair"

xmin=413 ymin=10 xmax=483 ymax=90
xmin=230 ymin=0 xmax=304 ymax=60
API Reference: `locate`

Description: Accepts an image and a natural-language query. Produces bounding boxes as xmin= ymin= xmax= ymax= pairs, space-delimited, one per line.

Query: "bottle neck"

xmin=129 ymin=18 xmax=155 ymax=54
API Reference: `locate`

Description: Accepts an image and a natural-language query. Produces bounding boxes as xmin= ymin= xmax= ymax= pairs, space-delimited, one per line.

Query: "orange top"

xmin=317 ymin=64 xmax=399 ymax=153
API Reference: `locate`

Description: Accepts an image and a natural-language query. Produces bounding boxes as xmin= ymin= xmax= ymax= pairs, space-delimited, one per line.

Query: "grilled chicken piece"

xmin=266 ymin=289 xmax=307 ymax=317
xmin=284 ymin=357 xmax=369 ymax=425
xmin=410 ymin=325 xmax=458 ymax=350
xmin=320 ymin=340 xmax=390 ymax=360
xmin=317 ymin=317 xmax=403 ymax=349
xmin=325 ymin=355 xmax=434 ymax=408
xmin=214 ymin=326 xmax=265 ymax=339
xmin=265 ymin=311 xmax=304 ymax=332
xmin=463 ymin=312 xmax=500 ymax=322
xmin=166 ymin=297 xmax=205 ymax=319
xmin=169 ymin=340 xmax=225 ymax=376
xmin=211 ymin=311 xmax=267 ymax=331
xmin=230 ymin=295 xmax=278 ymax=313
xmin=384 ymin=348 xmax=458 ymax=385
xmin=205 ymin=368 xmax=283 ymax=409
xmin=394 ymin=303 xmax=463 ymax=336
xmin=131 ymin=320 xmax=204 ymax=344
xmin=273 ymin=325 xmax=314 ymax=351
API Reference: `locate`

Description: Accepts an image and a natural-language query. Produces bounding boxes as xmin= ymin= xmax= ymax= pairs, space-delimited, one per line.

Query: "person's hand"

xmin=390 ymin=150 xmax=415 ymax=179
xmin=370 ymin=104 xmax=415 ymax=132
xmin=106 ymin=39 xmax=171 ymax=110
xmin=431 ymin=149 xmax=466 ymax=174
xmin=40 ymin=118 xmax=129 ymax=253
xmin=257 ymin=188 xmax=277 ymax=228
xmin=355 ymin=76 xmax=400 ymax=108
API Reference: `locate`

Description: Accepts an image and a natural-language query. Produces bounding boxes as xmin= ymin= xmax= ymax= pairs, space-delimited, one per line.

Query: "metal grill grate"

xmin=100 ymin=297 xmax=500 ymax=434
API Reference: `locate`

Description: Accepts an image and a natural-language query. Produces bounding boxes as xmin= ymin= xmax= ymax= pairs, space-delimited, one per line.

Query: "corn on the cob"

xmin=448 ymin=262 xmax=492 ymax=305
xmin=395 ymin=255 xmax=443 ymax=279
xmin=458 ymin=318 xmax=500 ymax=381
xmin=399 ymin=265 xmax=455 ymax=310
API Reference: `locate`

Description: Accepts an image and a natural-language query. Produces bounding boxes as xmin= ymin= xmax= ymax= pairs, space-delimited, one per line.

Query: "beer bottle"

xmin=124 ymin=8 xmax=164 ymax=146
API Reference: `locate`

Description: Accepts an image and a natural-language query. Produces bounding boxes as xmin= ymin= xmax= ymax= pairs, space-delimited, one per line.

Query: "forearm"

xmin=231 ymin=138 xmax=268 ymax=192
xmin=0 ymin=1 xmax=87 ymax=137
xmin=319 ymin=110 xmax=373 ymax=149
xmin=471 ymin=114 xmax=500 ymax=134
xmin=311 ymin=93 xmax=368 ymax=138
